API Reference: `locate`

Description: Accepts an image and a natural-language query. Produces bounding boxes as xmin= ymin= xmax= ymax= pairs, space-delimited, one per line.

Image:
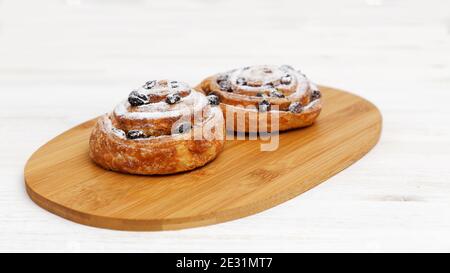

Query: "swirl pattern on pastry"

xmin=89 ymin=80 xmax=225 ymax=175
xmin=197 ymin=65 xmax=322 ymax=132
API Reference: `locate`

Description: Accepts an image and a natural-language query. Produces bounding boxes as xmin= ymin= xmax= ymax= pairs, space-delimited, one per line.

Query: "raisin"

xmin=288 ymin=102 xmax=303 ymax=113
xmin=166 ymin=93 xmax=181 ymax=104
xmin=207 ymin=94 xmax=220 ymax=106
xmin=127 ymin=130 xmax=147 ymax=139
xmin=128 ymin=90 xmax=149 ymax=106
xmin=143 ymin=80 xmax=156 ymax=89
xmin=236 ymin=77 xmax=247 ymax=85
xmin=311 ymin=90 xmax=321 ymax=100
xmin=177 ymin=123 xmax=191 ymax=134
xmin=258 ymin=100 xmax=271 ymax=112
xmin=280 ymin=75 xmax=292 ymax=85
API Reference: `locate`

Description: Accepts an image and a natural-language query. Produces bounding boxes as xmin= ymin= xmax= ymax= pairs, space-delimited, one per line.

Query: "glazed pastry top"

xmin=109 ymin=79 xmax=216 ymax=139
xmin=89 ymin=79 xmax=225 ymax=175
xmin=114 ymin=80 xmax=207 ymax=121
xmin=204 ymin=65 xmax=321 ymax=113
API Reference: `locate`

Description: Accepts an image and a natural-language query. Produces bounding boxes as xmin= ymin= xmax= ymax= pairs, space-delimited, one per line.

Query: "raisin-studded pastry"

xmin=197 ymin=65 xmax=322 ymax=133
xmin=89 ymin=80 xmax=225 ymax=175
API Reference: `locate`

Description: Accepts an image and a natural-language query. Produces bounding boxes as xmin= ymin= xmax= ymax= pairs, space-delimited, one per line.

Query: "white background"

xmin=1 ymin=0 xmax=450 ymax=252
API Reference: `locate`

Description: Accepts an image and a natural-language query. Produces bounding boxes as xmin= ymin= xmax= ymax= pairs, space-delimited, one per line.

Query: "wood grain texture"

xmin=24 ymin=87 xmax=381 ymax=231
xmin=2 ymin=0 xmax=450 ymax=252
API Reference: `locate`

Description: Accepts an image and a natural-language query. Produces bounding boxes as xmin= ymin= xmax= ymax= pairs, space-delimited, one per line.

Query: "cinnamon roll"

xmin=89 ymin=80 xmax=225 ymax=175
xmin=197 ymin=65 xmax=322 ymax=133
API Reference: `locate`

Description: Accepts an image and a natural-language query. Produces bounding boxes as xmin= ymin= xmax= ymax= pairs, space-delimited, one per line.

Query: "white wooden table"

xmin=1 ymin=0 xmax=450 ymax=252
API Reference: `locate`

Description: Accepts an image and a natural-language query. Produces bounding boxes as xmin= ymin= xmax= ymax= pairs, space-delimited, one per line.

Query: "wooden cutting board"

xmin=24 ymin=86 xmax=382 ymax=231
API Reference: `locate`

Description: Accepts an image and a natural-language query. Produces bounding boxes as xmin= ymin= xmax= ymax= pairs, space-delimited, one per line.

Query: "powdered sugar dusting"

xmin=114 ymin=90 xmax=207 ymax=120
xmin=224 ymin=65 xmax=311 ymax=99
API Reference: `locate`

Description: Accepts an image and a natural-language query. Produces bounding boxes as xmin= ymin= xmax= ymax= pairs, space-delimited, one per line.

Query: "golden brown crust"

xmin=218 ymin=101 xmax=321 ymax=132
xmin=89 ymin=80 xmax=225 ymax=175
xmin=89 ymin=111 xmax=224 ymax=175
xmin=196 ymin=65 xmax=322 ymax=133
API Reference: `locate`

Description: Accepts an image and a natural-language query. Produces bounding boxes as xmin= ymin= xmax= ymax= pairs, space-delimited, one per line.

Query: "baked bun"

xmin=197 ymin=65 xmax=322 ymax=133
xmin=89 ymin=80 xmax=225 ymax=175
